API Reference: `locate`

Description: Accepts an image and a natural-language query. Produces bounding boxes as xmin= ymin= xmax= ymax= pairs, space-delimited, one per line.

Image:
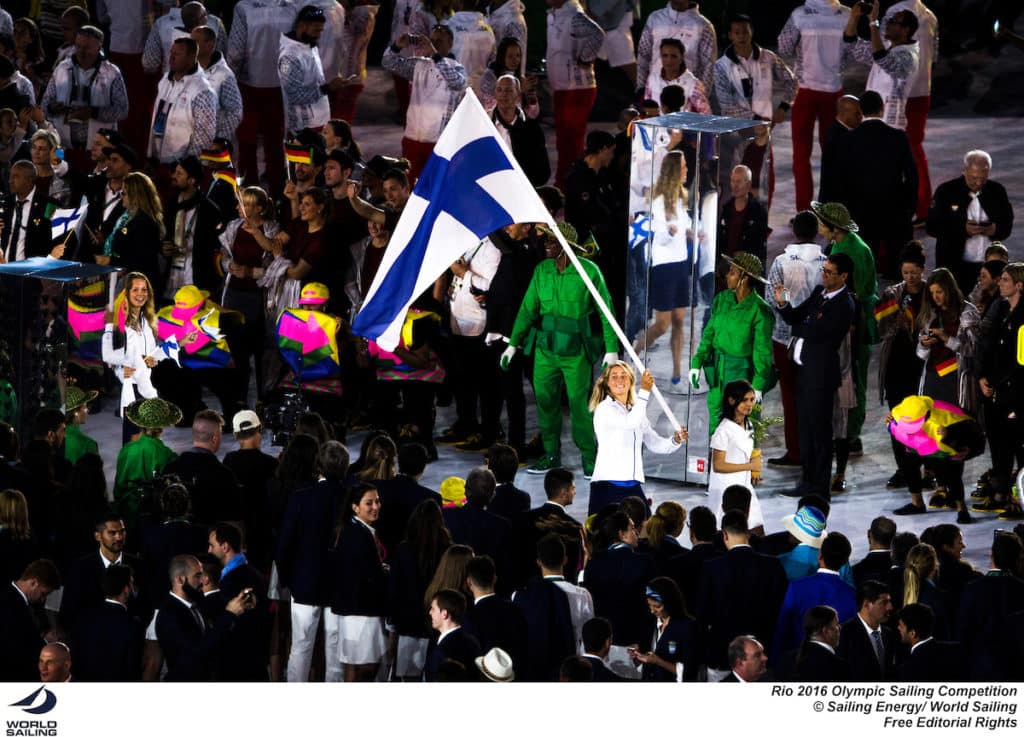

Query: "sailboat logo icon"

xmin=9 ymin=686 xmax=57 ymax=715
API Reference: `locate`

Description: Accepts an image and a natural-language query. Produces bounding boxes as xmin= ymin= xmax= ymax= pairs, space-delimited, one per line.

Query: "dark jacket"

xmin=927 ymin=175 xmax=1013 ymax=270
xmin=463 ymin=593 xmax=528 ymax=673
xmin=818 ymin=119 xmax=852 ymax=203
xmin=77 ymin=172 xmax=126 ymax=263
xmin=0 ymin=583 xmax=45 ymax=681
xmin=108 ymin=212 xmax=162 ymax=289
xmin=488 ymin=481 xmax=531 ymax=520
xmin=513 ymin=577 xmax=576 ymax=681
xmin=154 ymin=593 xmax=235 ymax=681
xmin=59 ymin=550 xmax=150 ymax=629
xmin=443 ymin=503 xmax=513 ymax=592
xmin=164 ymin=449 xmax=244 ymax=527
xmin=894 ymin=639 xmax=964 ymax=682
xmin=696 ymin=546 xmax=788 ymax=670
xmin=642 ymin=616 xmax=698 ymax=682
xmin=424 ymin=627 xmax=482 ymax=682
xmin=717 ymin=195 xmax=768 ymax=266
xmin=163 ymin=193 xmax=224 ymax=293
xmin=511 ymin=503 xmax=584 ymax=588
xmin=956 ymin=572 xmax=1024 ymax=680
xmin=373 ymin=475 xmax=440 ymax=555
xmin=779 ymin=285 xmax=856 ymax=391
xmin=583 ymin=545 xmax=658 ymax=647
xmin=789 ymin=641 xmax=851 ymax=682
xmin=330 ymin=518 xmax=389 ymax=616
xmin=838 ymin=615 xmax=897 ymax=681
xmin=492 ymin=106 xmax=550 ymax=187
xmin=222 ymin=448 xmax=279 ymax=570
xmin=1 ymin=189 xmax=57 ymax=261
xmin=276 ymin=478 xmax=346 ymax=606
xmin=583 ymin=653 xmax=624 ymax=681
xmin=212 ymin=559 xmax=271 ymax=681
xmin=852 ymin=550 xmax=893 ymax=588
xmin=69 ymin=600 xmax=144 ymax=681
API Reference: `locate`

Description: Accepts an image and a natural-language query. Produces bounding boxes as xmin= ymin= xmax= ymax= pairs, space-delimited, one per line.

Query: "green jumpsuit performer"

xmin=113 ymin=397 xmax=180 ymax=528
xmin=64 ymin=386 xmax=99 ymax=464
xmin=501 ymin=222 xmax=619 ymax=476
xmin=690 ymin=252 xmax=775 ymax=435
xmin=811 ymin=201 xmax=878 ymax=450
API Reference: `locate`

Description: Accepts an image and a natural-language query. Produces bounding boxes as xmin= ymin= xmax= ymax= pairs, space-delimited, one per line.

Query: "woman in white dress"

xmin=589 ymin=361 xmax=686 ymax=514
xmin=707 ymin=379 xmax=764 ymax=529
xmin=632 ymin=151 xmax=692 ymax=387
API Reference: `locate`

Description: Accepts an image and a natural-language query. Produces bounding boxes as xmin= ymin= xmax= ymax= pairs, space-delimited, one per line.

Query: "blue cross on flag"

xmin=629 ymin=212 xmax=651 ymax=250
xmin=50 ymin=198 xmax=88 ymax=241
xmin=353 ymin=90 xmax=551 ymax=351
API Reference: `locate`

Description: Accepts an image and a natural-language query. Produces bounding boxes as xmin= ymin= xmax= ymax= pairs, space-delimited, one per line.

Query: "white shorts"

xmin=597 ymin=12 xmax=635 ymax=67
xmin=338 ymin=615 xmax=387 ymax=664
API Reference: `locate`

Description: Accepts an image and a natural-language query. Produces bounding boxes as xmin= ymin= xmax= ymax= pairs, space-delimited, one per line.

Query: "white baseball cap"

xmin=232 ymin=409 xmax=261 ymax=434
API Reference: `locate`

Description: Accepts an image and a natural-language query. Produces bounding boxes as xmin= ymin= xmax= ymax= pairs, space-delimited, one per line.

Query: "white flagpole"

xmin=542 ymin=219 xmax=683 ymax=431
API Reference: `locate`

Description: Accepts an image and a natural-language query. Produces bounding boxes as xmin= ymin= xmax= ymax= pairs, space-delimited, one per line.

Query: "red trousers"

xmin=331 ymin=83 xmax=364 ymax=123
xmin=237 ymin=85 xmax=286 ymax=194
xmin=906 ymin=95 xmax=932 ymax=220
xmin=553 ymin=87 xmax=597 ymax=187
xmin=401 ymin=137 xmax=436 ymax=183
xmin=109 ymin=52 xmax=157 ymax=160
xmin=790 ymin=87 xmax=841 ymax=213
xmin=774 ymin=340 xmax=801 ymax=462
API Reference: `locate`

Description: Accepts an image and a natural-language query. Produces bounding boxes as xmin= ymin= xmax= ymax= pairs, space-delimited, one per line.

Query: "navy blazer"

xmin=443 ymin=503 xmax=513 ymax=593
xmin=0 ymin=583 xmax=44 ymax=681
xmin=463 ymin=594 xmax=528 ymax=674
xmin=696 ymin=546 xmax=788 ymax=671
xmin=155 ymin=594 xmax=234 ymax=682
xmin=779 ymin=285 xmax=856 ymax=390
xmin=789 ymin=641 xmax=852 ymax=682
xmin=424 ymin=627 xmax=482 ymax=682
xmin=488 ymin=482 xmax=531 ymax=520
xmin=851 ymin=550 xmax=893 ymax=588
xmin=387 ymin=541 xmax=435 ymax=638
xmin=276 ymin=478 xmax=347 ymax=606
xmin=330 ymin=518 xmax=389 ymax=617
xmin=584 ymin=546 xmax=658 ymax=647
xmin=513 ymin=577 xmax=576 ymax=681
xmin=0 ymin=190 xmax=57 ymax=261
xmin=69 ymin=600 xmax=143 ymax=681
xmin=164 ymin=450 xmax=244 ymax=527
xmin=642 ymin=616 xmax=698 ymax=682
xmin=373 ymin=475 xmax=441 ymax=554
xmin=214 ymin=562 xmax=271 ymax=681
xmin=511 ymin=503 xmax=584 ymax=588
xmin=59 ymin=550 xmax=150 ymax=629
xmin=583 ymin=654 xmax=624 ymax=681
xmin=140 ymin=519 xmax=208 ymax=600
xmin=838 ymin=615 xmax=897 ymax=681
xmin=894 ymin=639 xmax=964 ymax=682
xmin=957 ymin=572 xmax=1024 ymax=680
xmin=673 ymin=542 xmax=721 ymax=617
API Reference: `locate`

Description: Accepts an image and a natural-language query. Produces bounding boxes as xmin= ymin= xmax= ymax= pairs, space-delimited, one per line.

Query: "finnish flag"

xmin=352 ymin=90 xmax=552 ymax=351
xmin=50 ymin=198 xmax=88 ymax=241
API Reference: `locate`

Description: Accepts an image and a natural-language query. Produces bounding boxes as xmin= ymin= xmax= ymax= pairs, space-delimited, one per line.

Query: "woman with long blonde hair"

xmin=97 ymin=172 xmax=165 ymax=290
xmin=642 ymin=500 xmax=687 ymax=570
xmin=633 ymin=151 xmax=693 ymax=387
xmin=901 ymin=542 xmax=952 ymax=638
xmin=588 ymin=360 xmax=685 ymax=514
xmin=102 ymin=271 xmax=162 ymax=443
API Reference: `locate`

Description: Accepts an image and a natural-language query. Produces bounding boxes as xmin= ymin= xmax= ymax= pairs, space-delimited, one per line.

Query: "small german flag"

xmin=874 ymin=297 xmax=898 ymax=320
xmin=935 ymin=357 xmax=958 ymax=377
xmin=200 ymin=147 xmax=231 ymax=164
xmin=284 ymin=143 xmax=313 ymax=165
xmin=213 ymin=168 xmax=239 ymax=190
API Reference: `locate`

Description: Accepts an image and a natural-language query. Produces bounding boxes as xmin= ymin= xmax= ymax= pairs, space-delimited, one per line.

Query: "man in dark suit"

xmin=462 ymin=555 xmax=527 ymax=674
xmin=484 ymin=443 xmax=531 ymax=520
xmin=155 ymin=554 xmax=252 ymax=681
xmin=276 ymin=440 xmax=348 ymax=682
xmin=77 ymin=139 xmax=134 ymax=263
xmin=1 ymin=161 xmax=62 ymax=262
xmin=836 ymin=90 xmax=917 ymax=278
xmin=425 ymin=589 xmax=482 ymax=682
xmin=373 ymin=442 xmax=439 ymax=553
xmin=838 ymin=580 xmax=897 ymax=681
xmin=164 ymin=410 xmax=243 ymax=527
xmin=720 ymin=635 xmax=768 ymax=683
xmin=69 ymin=564 xmax=143 ymax=681
xmin=206 ymin=522 xmax=270 ymax=681
xmin=775 ymin=252 xmax=857 ymax=499
xmin=0 ymin=559 xmax=60 ymax=682
xmin=852 ymin=516 xmax=896 ymax=587
xmin=511 ymin=467 xmax=583 ymax=587
xmin=673 ymin=505 xmax=719 ymax=615
xmin=927 ymin=149 xmax=1014 ymax=295
xmin=696 ymin=511 xmax=788 ymax=678
xmin=818 ymin=95 xmax=862 ymax=203
xmin=895 ymin=603 xmax=962 ymax=681
xmin=581 ymin=617 xmax=624 ymax=681
xmin=60 ymin=512 xmax=149 ymax=629
xmin=956 ymin=532 xmax=1024 ymax=680
xmin=222 ymin=410 xmax=279 ymax=570
xmin=717 ymin=164 xmax=769 ymax=268
xmin=788 ymin=605 xmax=851 ymax=681
xmin=140 ymin=482 xmax=208 ymax=598
xmin=444 ymin=467 xmax=514 ymax=591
